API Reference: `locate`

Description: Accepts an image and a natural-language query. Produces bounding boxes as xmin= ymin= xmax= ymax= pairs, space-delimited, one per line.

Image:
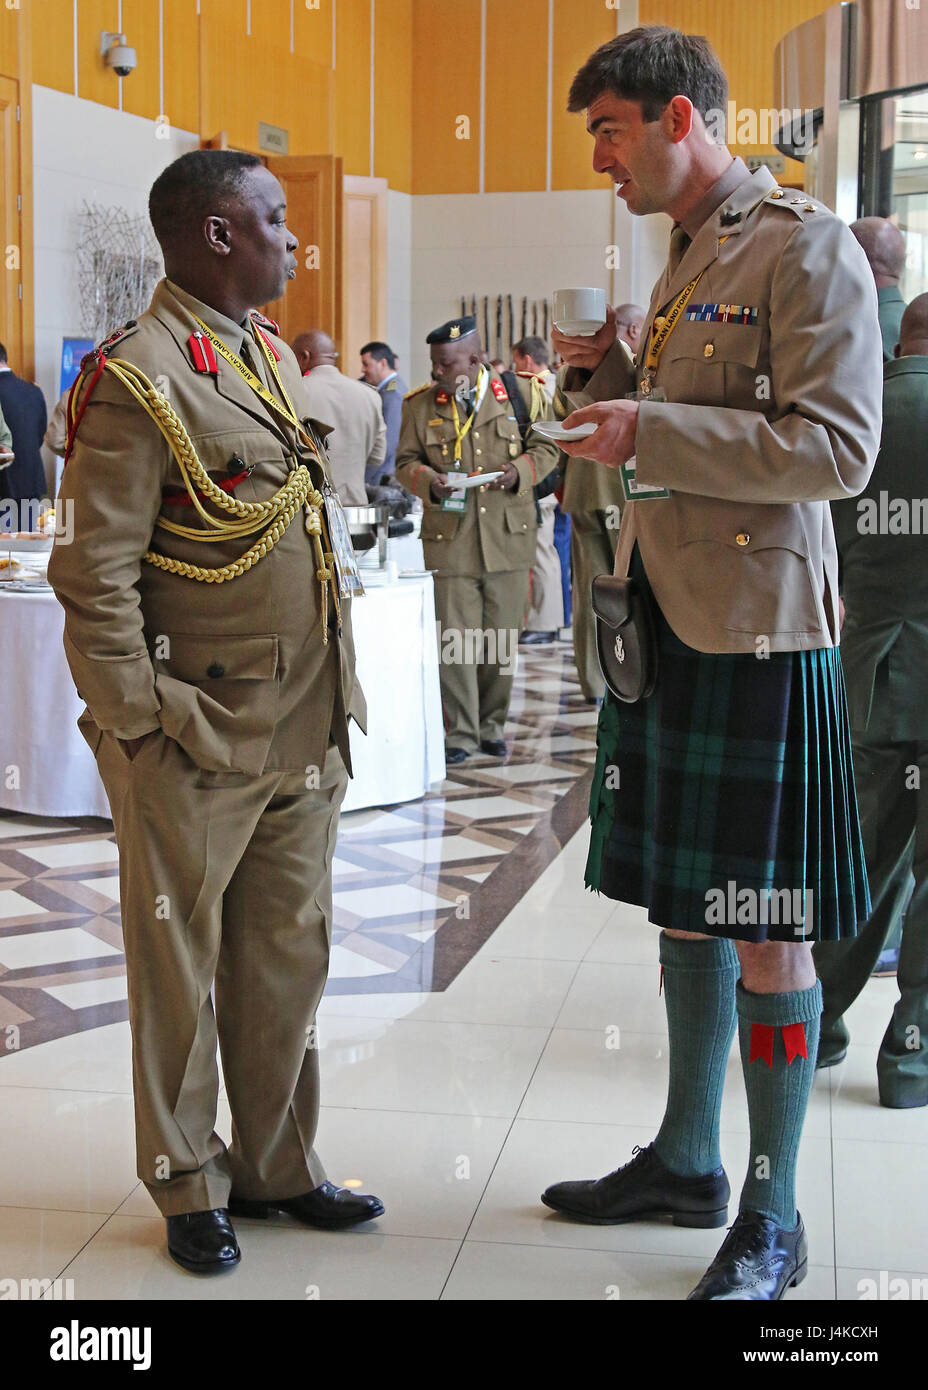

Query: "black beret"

xmin=426 ymin=315 xmax=478 ymax=345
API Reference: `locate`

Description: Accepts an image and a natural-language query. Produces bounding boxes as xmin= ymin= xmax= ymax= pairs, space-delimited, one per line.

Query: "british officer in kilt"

xmin=540 ymin=28 xmax=883 ymax=1300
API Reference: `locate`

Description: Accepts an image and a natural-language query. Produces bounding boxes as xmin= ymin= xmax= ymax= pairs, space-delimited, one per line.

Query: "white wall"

xmin=407 ymin=189 xmax=671 ymax=385
xmin=32 ymin=86 xmax=199 ymax=426
xmin=386 ymin=189 xmax=412 ymax=383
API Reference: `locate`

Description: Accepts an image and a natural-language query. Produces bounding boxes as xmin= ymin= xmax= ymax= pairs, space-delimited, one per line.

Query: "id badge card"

xmin=319 ymin=483 xmax=365 ymax=597
xmin=622 ymin=390 xmax=670 ymax=502
xmin=441 ymin=470 xmax=467 ymax=513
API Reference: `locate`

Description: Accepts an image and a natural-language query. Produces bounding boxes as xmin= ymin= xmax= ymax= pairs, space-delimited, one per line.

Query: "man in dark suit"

xmin=360 ymin=341 xmax=407 ymax=482
xmin=0 ymin=342 xmax=48 ymax=526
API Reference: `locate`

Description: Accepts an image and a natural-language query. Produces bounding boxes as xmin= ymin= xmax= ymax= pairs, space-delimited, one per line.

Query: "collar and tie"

xmin=667 ymin=224 xmax=692 ymax=277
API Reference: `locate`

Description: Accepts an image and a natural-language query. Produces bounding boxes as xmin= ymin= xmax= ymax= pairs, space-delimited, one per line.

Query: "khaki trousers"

xmin=434 ymin=569 xmax=529 ymax=752
xmin=569 ymin=509 xmax=619 ymax=701
xmin=524 ymin=496 xmax=564 ymax=633
xmin=96 ymin=728 xmax=347 ymax=1216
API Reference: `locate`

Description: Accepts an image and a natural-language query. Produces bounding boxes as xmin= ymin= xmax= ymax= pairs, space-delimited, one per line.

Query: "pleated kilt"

xmin=585 ymin=546 xmax=871 ymax=943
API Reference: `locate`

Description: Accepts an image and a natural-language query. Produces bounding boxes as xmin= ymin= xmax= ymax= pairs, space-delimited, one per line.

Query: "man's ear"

xmin=665 ymin=94 xmax=695 ymax=145
xmin=203 ymin=215 xmax=232 ymax=257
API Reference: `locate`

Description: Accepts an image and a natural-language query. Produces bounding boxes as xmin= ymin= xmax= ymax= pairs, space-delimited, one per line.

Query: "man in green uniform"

xmin=815 ymin=294 xmax=928 ymax=1106
xmin=395 ymin=317 xmax=559 ymax=763
xmin=851 ymin=217 xmax=908 ymax=362
xmin=49 ymin=150 xmax=383 ymax=1276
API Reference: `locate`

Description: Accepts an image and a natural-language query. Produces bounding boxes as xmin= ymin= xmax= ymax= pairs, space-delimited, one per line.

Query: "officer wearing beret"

xmin=395 ymin=318 xmax=559 ymax=762
xmin=49 ymin=150 xmax=383 ymax=1276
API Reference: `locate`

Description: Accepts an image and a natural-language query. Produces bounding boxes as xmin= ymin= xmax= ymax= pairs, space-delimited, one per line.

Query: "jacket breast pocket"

xmin=151 ymin=632 xmax=279 ymax=682
xmin=665 ymin=322 xmax=762 ymax=407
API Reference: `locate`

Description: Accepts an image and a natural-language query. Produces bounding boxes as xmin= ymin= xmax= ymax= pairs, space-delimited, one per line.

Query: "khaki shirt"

xmin=300 ymin=364 xmax=387 ymax=506
xmin=570 ymin=163 xmax=883 ymax=653
xmin=395 ymin=369 xmax=559 ymax=576
xmin=48 ymin=278 xmax=365 ymax=776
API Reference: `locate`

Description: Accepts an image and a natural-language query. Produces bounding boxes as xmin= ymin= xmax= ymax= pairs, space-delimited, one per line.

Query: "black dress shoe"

xmin=166 ymin=1208 xmax=240 ymax=1274
xmin=445 ymin=747 xmax=470 ymax=765
xmin=479 ymin=739 xmax=507 ymax=757
xmin=229 ymin=1181 xmax=384 ymax=1230
xmin=541 ymin=1143 xmax=729 ymax=1228
xmin=687 ymin=1210 xmax=808 ymax=1300
xmin=519 ymin=630 xmax=556 ymax=645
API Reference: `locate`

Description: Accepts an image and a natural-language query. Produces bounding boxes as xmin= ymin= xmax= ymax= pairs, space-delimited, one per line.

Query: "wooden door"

xmin=264 ymin=155 xmax=343 ymax=356
xmin=0 ymin=76 xmax=22 ymax=372
xmin=343 ymin=174 xmax=388 ymax=378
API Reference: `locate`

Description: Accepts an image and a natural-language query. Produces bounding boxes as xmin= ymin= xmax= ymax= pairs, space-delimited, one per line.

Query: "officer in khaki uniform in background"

xmin=49 ymin=150 xmax=383 ymax=1277
xmin=395 ymin=317 xmax=559 ymax=763
xmin=552 ymin=337 xmax=630 ymax=702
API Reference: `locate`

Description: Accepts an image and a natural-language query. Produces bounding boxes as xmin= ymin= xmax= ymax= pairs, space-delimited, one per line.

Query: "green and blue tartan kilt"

xmin=585 ymin=546 xmax=871 ymax=943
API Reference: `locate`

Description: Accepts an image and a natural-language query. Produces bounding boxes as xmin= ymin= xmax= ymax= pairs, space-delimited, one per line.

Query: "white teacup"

xmin=553 ymin=287 xmax=607 ymax=337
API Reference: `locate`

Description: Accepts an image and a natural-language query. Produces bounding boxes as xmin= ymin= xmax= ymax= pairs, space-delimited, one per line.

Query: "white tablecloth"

xmin=0 ymin=576 xmax=444 ymax=820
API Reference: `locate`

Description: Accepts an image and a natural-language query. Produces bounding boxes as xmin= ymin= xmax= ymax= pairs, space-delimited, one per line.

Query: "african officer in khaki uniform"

xmin=395 ymin=317 xmax=559 ymax=763
xmin=48 ymin=150 xmax=383 ymax=1277
xmin=539 ymin=27 xmax=882 ymax=1300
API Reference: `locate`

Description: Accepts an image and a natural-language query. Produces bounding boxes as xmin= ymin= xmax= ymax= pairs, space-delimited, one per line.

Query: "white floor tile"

xmin=833 ymin=1138 xmax=928 ymax=1271
xmin=0 ymin=1021 xmax=132 ymax=1093
xmin=22 ymin=840 xmax=119 ymax=869
xmin=62 ymin=1214 xmax=459 ymax=1300
xmin=334 ymin=884 xmax=450 ymax=917
xmin=0 ymin=1087 xmax=138 ymax=1213
xmin=829 ymin=1044 xmax=928 ymax=1144
xmin=43 ymin=976 xmax=128 ymax=1009
xmin=318 ymin=1016 xmax=549 ymax=1118
xmin=0 ymin=1205 xmax=108 ymax=1287
xmin=0 ymin=926 xmax=123 ymax=969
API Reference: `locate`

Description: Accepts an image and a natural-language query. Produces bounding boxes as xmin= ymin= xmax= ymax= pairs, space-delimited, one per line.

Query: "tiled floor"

xmin=0 ymin=638 xmax=925 ymax=1300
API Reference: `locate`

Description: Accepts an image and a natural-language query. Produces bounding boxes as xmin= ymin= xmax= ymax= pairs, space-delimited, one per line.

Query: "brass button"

xmin=473 ymin=431 xmax=480 ymax=439
xmin=436 ymin=532 xmax=443 ymax=540
xmin=704 ymin=343 xmax=715 ymax=359
xmin=480 ymin=506 xmax=487 ymax=514
xmin=206 ymin=662 xmax=225 ymax=678
xmin=804 ymin=203 xmax=816 ymax=213
xmin=475 ymin=449 xmax=482 ymax=455
xmin=769 ymin=189 xmax=784 ymax=200
xmin=736 ymin=532 xmax=750 ymax=546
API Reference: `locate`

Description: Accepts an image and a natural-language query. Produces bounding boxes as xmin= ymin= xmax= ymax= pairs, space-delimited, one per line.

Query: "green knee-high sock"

xmin=653 ymin=933 xmax=739 ymax=1178
xmin=737 ymin=979 xmax=823 ymax=1227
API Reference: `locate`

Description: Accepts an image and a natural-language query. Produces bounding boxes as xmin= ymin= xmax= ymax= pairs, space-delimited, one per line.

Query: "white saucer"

xmin=532 ymin=421 xmax=599 ymax=442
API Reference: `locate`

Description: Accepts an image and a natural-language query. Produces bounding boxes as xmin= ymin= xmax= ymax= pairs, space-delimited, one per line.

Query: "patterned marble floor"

xmin=0 ymin=637 xmax=597 ymax=1051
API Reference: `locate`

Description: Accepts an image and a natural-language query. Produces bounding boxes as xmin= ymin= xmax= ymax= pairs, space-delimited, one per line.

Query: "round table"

xmin=0 ymin=575 xmax=445 ymax=820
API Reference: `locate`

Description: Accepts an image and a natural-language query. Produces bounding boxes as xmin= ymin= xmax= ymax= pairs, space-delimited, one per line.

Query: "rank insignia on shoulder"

xmin=188 ymin=330 xmax=219 ymax=374
xmin=82 ymin=321 xmax=139 ymax=369
xmin=490 ymin=378 xmax=509 ymax=402
xmin=403 ymin=382 xmax=431 ymax=400
xmin=249 ymin=309 xmax=281 ymax=335
xmin=385 ymin=379 xmax=397 ymax=392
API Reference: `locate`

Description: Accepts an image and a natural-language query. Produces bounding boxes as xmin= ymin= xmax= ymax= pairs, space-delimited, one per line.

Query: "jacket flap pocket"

xmin=591 ymin=575 xmax=634 ymax=627
xmin=152 ymin=633 xmax=279 ymax=681
xmin=419 ymin=508 xmax=462 ymax=541
xmin=504 ymin=508 xmax=534 ymax=535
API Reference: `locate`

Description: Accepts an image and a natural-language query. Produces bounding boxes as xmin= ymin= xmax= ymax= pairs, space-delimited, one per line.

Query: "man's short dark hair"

xmin=149 ymin=150 xmax=264 ymax=249
xmin=0 ymin=342 xmax=7 ymax=364
xmin=568 ymin=25 xmax=728 ymax=124
xmin=360 ymin=341 xmax=397 ymax=368
xmin=512 ymin=336 xmax=550 ymax=367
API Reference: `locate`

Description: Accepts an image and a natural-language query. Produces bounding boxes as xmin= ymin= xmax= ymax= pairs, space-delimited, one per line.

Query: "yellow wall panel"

xmin=551 ymin=0 xmax=621 ymax=191
xmin=162 ymin=0 xmax=198 ymax=135
xmin=294 ymin=0 xmax=334 ymax=66
xmin=373 ymin=0 xmax=411 ymax=192
xmin=121 ymin=0 xmax=160 ymax=121
xmin=0 ymin=3 xmax=19 ymax=80
xmin=31 ymin=0 xmax=75 ymax=91
xmin=334 ymin=0 xmax=371 ymax=176
xmin=251 ymin=0 xmax=290 ymax=48
xmin=411 ymin=0 xmax=481 ymax=195
xmin=77 ymin=0 xmax=121 ymax=108
xmin=485 ymin=0 xmax=547 ymax=193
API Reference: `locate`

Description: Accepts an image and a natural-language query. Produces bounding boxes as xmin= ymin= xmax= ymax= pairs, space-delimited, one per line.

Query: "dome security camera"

xmin=101 ymin=32 xmax=137 ymax=78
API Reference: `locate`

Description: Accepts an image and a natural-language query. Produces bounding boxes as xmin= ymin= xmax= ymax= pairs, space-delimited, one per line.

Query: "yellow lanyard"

xmin=191 ymin=314 xmax=316 ymax=451
xmin=449 ymin=367 xmax=486 ymax=466
xmin=640 ymin=235 xmax=733 ymax=395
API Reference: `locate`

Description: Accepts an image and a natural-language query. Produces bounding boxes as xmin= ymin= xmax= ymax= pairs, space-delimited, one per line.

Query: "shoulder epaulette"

xmin=515 ymin=370 xmax=546 ymax=379
xmin=249 ymin=309 xmax=281 ymax=335
xmin=764 ymin=187 xmax=822 ymax=219
xmin=80 ymin=320 xmax=140 ymax=372
xmin=403 ymin=382 xmax=432 ymax=400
